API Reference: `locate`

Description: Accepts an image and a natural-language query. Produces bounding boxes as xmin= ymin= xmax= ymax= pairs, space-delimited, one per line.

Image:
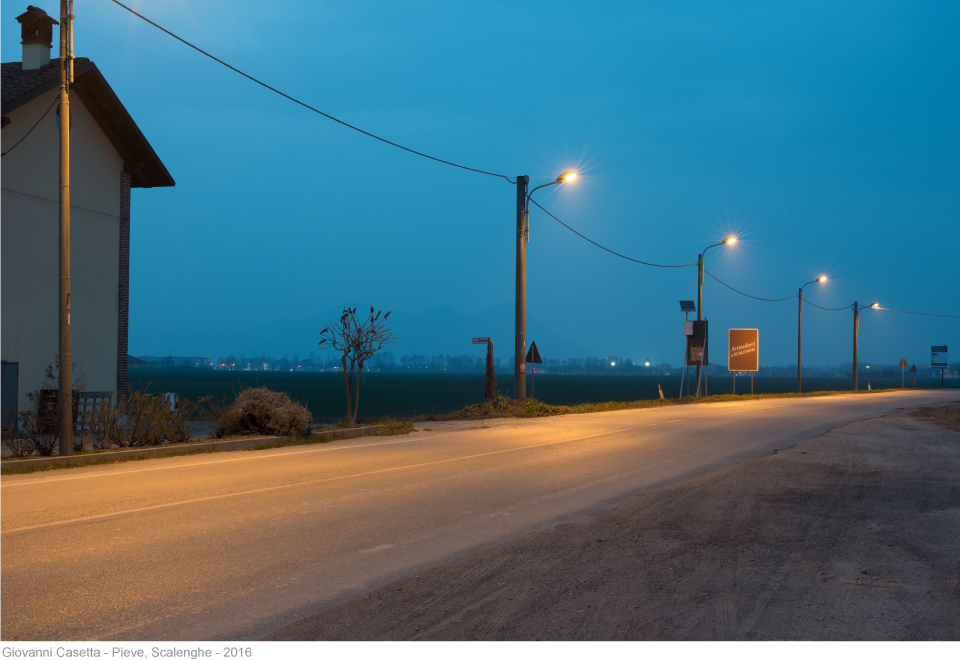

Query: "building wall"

xmin=1 ymin=87 xmax=124 ymax=413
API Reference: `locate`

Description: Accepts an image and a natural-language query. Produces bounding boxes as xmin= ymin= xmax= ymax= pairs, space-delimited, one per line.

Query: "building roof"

xmin=2 ymin=59 xmax=174 ymax=188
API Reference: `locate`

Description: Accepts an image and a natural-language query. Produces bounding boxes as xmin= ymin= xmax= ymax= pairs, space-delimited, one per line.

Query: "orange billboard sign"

xmin=728 ymin=328 xmax=759 ymax=372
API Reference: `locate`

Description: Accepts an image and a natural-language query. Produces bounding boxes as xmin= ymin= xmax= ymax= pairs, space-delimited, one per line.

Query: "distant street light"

xmin=797 ymin=276 xmax=827 ymax=393
xmin=514 ymin=171 xmax=578 ymax=400
xmin=852 ymin=301 xmax=879 ymax=391
xmin=695 ymin=236 xmax=736 ymax=396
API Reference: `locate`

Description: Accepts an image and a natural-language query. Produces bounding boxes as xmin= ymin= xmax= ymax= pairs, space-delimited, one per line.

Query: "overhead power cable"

xmin=876 ymin=307 xmax=960 ymax=320
xmin=805 ymin=301 xmax=854 ymax=312
xmin=702 ymin=269 xmax=798 ymax=301
xmin=2 ymin=187 xmax=122 ymax=218
xmin=1 ymin=95 xmax=58 ymax=157
xmin=529 ymin=198 xmax=697 ymax=268
xmin=107 ymin=0 xmax=513 ymax=183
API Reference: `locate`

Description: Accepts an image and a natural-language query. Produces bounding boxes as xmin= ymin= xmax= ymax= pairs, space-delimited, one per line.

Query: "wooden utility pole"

xmin=58 ymin=0 xmax=74 ymax=455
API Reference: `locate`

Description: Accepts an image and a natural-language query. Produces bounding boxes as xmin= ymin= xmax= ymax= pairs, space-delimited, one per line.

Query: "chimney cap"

xmin=16 ymin=5 xmax=58 ymax=48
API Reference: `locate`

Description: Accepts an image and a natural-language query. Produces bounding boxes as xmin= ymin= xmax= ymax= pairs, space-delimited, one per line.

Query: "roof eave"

xmin=2 ymin=61 xmax=174 ymax=189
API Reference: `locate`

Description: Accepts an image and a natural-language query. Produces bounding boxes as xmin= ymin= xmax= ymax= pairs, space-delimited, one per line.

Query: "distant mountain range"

xmin=205 ymin=304 xmax=630 ymax=362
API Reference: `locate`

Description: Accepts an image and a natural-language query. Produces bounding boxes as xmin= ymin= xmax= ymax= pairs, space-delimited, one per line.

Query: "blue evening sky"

xmin=3 ymin=1 xmax=957 ymax=367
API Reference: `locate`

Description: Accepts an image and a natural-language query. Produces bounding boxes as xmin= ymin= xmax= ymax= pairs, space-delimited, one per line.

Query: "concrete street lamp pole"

xmin=797 ymin=276 xmax=827 ymax=394
xmin=695 ymin=237 xmax=736 ymax=397
xmin=58 ymin=0 xmax=75 ymax=456
xmin=852 ymin=301 xmax=879 ymax=391
xmin=514 ymin=172 xmax=577 ymax=400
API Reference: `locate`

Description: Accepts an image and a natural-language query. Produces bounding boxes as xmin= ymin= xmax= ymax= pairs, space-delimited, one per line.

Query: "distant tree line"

xmin=202 ymin=354 xmax=959 ymax=379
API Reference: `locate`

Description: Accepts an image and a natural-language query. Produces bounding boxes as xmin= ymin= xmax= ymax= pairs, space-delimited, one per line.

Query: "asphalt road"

xmin=3 ymin=389 xmax=958 ymax=641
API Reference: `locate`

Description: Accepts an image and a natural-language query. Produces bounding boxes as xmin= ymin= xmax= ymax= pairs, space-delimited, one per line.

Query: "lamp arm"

xmin=525 ymin=180 xmax=560 ymax=211
xmin=523 ymin=180 xmax=562 ymax=242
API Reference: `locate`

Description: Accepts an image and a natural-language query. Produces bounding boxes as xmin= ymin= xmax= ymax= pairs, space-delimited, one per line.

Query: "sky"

xmin=3 ymin=0 xmax=958 ymax=368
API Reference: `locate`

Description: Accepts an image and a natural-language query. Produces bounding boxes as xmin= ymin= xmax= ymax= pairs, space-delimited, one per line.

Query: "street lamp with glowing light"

xmin=852 ymin=301 xmax=880 ymax=390
xmin=514 ymin=171 xmax=579 ymax=400
xmin=693 ymin=236 xmax=738 ymax=397
xmin=797 ymin=276 xmax=827 ymax=393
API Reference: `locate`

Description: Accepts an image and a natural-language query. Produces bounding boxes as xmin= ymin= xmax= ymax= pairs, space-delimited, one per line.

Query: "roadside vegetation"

xmin=433 ymin=387 xmax=910 ymax=421
xmin=2 ymin=385 xmax=313 ymax=460
xmin=318 ymin=305 xmax=394 ymax=426
xmin=1 ymin=419 xmax=414 ymax=475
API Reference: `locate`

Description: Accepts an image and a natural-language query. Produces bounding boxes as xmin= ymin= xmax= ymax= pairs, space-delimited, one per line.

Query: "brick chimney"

xmin=16 ymin=5 xmax=58 ymax=72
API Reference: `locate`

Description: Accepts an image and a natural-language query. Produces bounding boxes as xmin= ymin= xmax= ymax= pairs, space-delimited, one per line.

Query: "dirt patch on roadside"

xmin=268 ymin=404 xmax=960 ymax=641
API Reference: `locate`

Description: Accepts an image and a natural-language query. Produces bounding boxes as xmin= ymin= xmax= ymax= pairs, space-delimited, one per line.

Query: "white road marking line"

xmin=359 ymin=544 xmax=394 ymax=553
xmin=0 ymin=427 xmax=637 ymax=535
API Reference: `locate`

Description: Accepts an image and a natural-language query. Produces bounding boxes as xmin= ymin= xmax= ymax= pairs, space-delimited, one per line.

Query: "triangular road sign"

xmin=909 ymin=364 xmax=918 ymax=373
xmin=899 ymin=357 xmax=908 ymax=368
xmin=525 ymin=341 xmax=542 ymax=364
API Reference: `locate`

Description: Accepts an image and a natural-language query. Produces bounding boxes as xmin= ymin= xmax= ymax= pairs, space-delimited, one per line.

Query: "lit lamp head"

xmin=557 ymin=171 xmax=578 ymax=183
xmin=818 ymin=276 xmax=827 ymax=283
xmin=870 ymin=302 xmax=879 ymax=308
xmin=723 ymin=236 xmax=737 ymax=245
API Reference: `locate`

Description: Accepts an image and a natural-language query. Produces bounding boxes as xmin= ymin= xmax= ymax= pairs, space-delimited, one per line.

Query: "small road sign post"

xmin=728 ymin=329 xmax=759 ymax=395
xmin=525 ymin=341 xmax=542 ymax=399
xmin=932 ymin=345 xmax=948 ymax=387
xmin=910 ymin=364 xmax=918 ymax=387
xmin=898 ymin=357 xmax=908 ymax=389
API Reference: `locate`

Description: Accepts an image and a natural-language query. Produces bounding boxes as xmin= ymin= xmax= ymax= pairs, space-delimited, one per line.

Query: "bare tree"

xmin=319 ymin=306 xmax=394 ymax=426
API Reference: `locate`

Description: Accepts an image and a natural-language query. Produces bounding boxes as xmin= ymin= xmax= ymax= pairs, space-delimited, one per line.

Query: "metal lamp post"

xmin=852 ymin=301 xmax=879 ymax=391
xmin=797 ymin=276 xmax=827 ymax=393
xmin=695 ymin=236 xmax=736 ymax=397
xmin=514 ymin=171 xmax=577 ymax=400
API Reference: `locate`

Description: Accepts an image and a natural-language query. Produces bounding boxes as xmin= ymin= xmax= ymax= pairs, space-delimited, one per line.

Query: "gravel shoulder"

xmin=267 ymin=403 xmax=960 ymax=641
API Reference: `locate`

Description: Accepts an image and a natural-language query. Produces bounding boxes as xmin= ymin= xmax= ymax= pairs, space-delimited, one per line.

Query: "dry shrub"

xmin=83 ymin=392 xmax=205 ymax=449
xmin=1 ymin=356 xmax=87 ymax=456
xmin=214 ymin=387 xmax=312 ymax=438
xmin=1 ymin=409 xmax=52 ymax=457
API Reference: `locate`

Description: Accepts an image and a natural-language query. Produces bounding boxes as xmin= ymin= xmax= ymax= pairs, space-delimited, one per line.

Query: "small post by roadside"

xmin=910 ymin=364 xmax=917 ymax=387
xmin=899 ymin=357 xmax=908 ymax=389
xmin=473 ymin=337 xmax=495 ymax=401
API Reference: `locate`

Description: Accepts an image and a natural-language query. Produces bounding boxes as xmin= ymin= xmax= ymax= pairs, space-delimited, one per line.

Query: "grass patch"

xmin=912 ymin=401 xmax=960 ymax=431
xmin=247 ymin=420 xmax=414 ymax=451
xmin=1 ymin=422 xmax=416 ymax=474
xmin=0 ymin=446 xmax=222 ymax=475
xmin=429 ymin=388 xmax=905 ymax=421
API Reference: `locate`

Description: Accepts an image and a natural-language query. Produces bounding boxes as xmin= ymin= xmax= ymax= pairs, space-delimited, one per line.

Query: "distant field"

xmin=128 ymin=369 xmax=955 ymax=421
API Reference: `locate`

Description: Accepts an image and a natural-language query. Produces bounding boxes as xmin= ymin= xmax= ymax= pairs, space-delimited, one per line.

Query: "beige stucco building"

xmin=2 ymin=5 xmax=173 ymax=417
